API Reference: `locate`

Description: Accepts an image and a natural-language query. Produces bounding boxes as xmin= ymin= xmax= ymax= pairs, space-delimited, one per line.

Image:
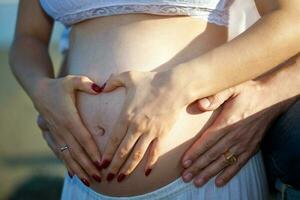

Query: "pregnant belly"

xmin=67 ymin=14 xmax=227 ymax=196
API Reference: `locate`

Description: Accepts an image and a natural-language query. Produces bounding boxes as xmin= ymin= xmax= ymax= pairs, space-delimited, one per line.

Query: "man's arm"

xmin=181 ymin=53 xmax=300 ymax=187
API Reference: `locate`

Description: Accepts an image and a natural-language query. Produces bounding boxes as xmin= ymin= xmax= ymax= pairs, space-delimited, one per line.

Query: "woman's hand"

xmin=33 ymin=75 xmax=104 ymax=186
xmin=181 ymin=80 xmax=293 ymax=187
xmin=99 ymin=70 xmax=186 ymax=182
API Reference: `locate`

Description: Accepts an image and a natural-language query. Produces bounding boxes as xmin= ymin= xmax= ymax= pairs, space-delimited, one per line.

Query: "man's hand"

xmin=181 ymin=80 xmax=293 ymax=187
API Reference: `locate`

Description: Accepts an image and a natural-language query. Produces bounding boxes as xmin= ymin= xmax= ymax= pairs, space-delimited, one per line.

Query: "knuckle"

xmin=110 ymin=164 xmax=121 ymax=173
xmin=151 ymin=147 xmax=159 ymax=159
xmin=117 ymin=147 xmax=129 ymax=159
xmin=133 ymin=150 xmax=143 ymax=161
xmin=62 ymin=75 xmax=73 ymax=86
xmin=231 ymin=132 xmax=242 ymax=144
xmin=202 ymin=153 xmax=212 ymax=162
xmin=203 ymin=141 xmax=212 ymax=151
xmin=80 ymin=136 xmax=93 ymax=148
xmin=126 ymin=71 xmax=136 ymax=80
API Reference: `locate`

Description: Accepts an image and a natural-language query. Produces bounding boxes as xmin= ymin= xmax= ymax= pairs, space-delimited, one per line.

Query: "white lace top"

xmin=39 ymin=0 xmax=234 ymax=27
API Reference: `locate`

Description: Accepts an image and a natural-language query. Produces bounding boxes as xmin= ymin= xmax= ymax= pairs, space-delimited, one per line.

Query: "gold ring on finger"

xmin=223 ymin=150 xmax=238 ymax=165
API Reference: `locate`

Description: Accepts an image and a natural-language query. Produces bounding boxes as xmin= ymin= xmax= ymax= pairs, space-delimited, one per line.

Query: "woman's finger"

xmin=105 ymin=125 xmax=141 ymax=181
xmin=50 ymin=132 xmax=92 ymax=187
xmin=102 ymin=72 xmax=128 ymax=92
xmin=61 ymin=149 xmax=92 ymax=187
xmin=116 ymin=135 xmax=153 ymax=182
xmin=62 ymin=132 xmax=102 ymax=183
xmin=193 ymin=154 xmax=230 ymax=187
xmin=42 ymin=130 xmax=61 ymax=159
xmin=102 ymin=71 xmax=141 ymax=93
xmin=37 ymin=114 xmax=49 ymax=132
xmin=65 ymin=111 xmax=102 ymax=169
xmin=197 ymin=88 xmax=235 ymax=111
xmin=100 ymin=115 xmax=129 ymax=169
xmin=144 ymin=138 xmax=159 ymax=177
xmin=65 ymin=75 xmax=103 ymax=94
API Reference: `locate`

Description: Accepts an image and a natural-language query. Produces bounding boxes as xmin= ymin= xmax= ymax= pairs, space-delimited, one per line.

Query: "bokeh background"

xmin=0 ymin=1 xmax=65 ymax=199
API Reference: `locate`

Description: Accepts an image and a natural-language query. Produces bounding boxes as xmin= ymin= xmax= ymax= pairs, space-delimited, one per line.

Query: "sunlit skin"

xmin=181 ymin=54 xmax=300 ymax=187
xmin=10 ymin=0 xmax=300 ymax=196
xmin=99 ymin=0 xmax=300 ymax=183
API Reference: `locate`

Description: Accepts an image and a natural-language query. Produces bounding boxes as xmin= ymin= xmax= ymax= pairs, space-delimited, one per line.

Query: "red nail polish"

xmin=92 ymin=175 xmax=102 ymax=183
xmin=101 ymin=159 xmax=111 ymax=169
xmin=106 ymin=173 xmax=115 ymax=182
xmin=91 ymin=83 xmax=102 ymax=93
xmin=94 ymin=161 xmax=102 ymax=171
xmin=117 ymin=173 xmax=126 ymax=182
xmin=145 ymin=168 xmax=152 ymax=176
xmin=81 ymin=178 xmax=90 ymax=187
xmin=68 ymin=171 xmax=73 ymax=179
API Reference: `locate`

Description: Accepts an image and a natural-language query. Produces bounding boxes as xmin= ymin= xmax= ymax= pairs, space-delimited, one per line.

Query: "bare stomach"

xmin=67 ymin=14 xmax=227 ymax=197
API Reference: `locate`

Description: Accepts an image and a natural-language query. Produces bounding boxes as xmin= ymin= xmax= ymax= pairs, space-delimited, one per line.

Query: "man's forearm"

xmin=260 ymin=54 xmax=300 ymax=108
xmin=170 ymin=0 xmax=300 ymax=103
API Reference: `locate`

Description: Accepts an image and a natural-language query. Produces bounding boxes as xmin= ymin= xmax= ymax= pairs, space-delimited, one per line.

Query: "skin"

xmin=9 ymin=0 xmax=103 ymax=185
xmin=13 ymin=2 xmax=228 ymax=192
xmin=11 ymin=0 xmax=300 ymax=192
xmin=180 ymin=0 xmax=300 ymax=187
xmin=181 ymin=54 xmax=300 ymax=187
xmin=99 ymin=0 xmax=300 ymax=178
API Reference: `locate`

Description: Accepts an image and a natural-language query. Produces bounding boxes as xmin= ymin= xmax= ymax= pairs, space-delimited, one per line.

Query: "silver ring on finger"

xmin=60 ymin=144 xmax=69 ymax=152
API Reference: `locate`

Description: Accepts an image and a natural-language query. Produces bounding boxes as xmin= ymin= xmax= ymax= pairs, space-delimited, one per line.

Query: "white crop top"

xmin=39 ymin=0 xmax=234 ymax=27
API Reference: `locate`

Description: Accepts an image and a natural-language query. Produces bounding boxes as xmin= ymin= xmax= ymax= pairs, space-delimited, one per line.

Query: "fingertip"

xmin=91 ymin=83 xmax=102 ymax=93
xmin=197 ymin=98 xmax=210 ymax=110
xmin=216 ymin=178 xmax=225 ymax=187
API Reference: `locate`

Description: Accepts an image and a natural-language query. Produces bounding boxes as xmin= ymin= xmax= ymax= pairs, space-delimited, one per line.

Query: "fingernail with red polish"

xmin=106 ymin=173 xmax=115 ymax=182
xmin=68 ymin=171 xmax=73 ymax=179
xmin=145 ymin=168 xmax=152 ymax=176
xmin=91 ymin=83 xmax=102 ymax=93
xmin=92 ymin=175 xmax=102 ymax=183
xmin=117 ymin=173 xmax=126 ymax=182
xmin=101 ymin=159 xmax=111 ymax=169
xmin=94 ymin=161 xmax=102 ymax=171
xmin=81 ymin=178 xmax=90 ymax=187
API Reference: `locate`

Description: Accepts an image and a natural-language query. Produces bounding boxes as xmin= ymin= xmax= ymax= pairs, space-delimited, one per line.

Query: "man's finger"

xmin=193 ymin=155 xmax=229 ymax=187
xmin=181 ymin=126 xmax=227 ymax=168
xmin=197 ymin=88 xmax=235 ymax=111
xmin=215 ymin=152 xmax=251 ymax=187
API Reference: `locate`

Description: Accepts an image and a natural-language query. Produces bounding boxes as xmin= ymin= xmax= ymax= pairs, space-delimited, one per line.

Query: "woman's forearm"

xmin=9 ymin=36 xmax=54 ymax=101
xmin=169 ymin=0 xmax=300 ymax=103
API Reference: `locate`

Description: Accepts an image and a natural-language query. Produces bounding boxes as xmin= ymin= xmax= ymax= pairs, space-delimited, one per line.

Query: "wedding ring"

xmin=223 ymin=150 xmax=238 ymax=165
xmin=60 ymin=144 xmax=69 ymax=152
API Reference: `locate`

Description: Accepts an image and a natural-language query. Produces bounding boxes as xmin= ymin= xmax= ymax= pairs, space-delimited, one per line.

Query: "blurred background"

xmin=0 ymin=0 xmax=66 ymax=199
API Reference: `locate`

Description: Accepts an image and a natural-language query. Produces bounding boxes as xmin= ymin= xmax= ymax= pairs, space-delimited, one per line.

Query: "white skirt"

xmin=61 ymin=151 xmax=269 ymax=200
